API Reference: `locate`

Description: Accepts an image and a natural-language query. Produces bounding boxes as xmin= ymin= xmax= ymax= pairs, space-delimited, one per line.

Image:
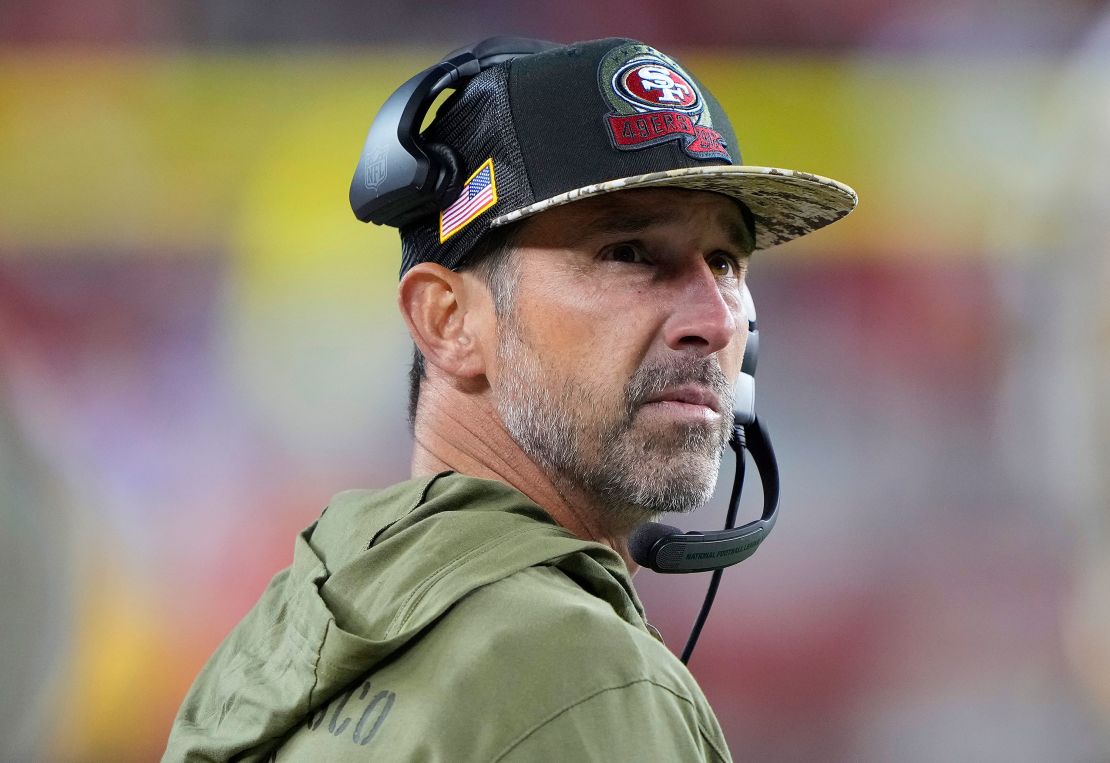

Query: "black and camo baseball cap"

xmin=395 ymin=37 xmax=857 ymax=274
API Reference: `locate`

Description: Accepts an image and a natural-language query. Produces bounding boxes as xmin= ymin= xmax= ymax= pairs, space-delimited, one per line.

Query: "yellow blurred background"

xmin=2 ymin=3 xmax=1110 ymax=760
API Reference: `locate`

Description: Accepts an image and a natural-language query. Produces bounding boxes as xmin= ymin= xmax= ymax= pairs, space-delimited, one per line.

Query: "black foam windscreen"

xmin=628 ymin=522 xmax=681 ymax=566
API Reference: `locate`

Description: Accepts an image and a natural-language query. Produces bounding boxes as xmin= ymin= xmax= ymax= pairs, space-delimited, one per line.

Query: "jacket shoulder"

xmin=462 ymin=566 xmax=730 ymax=761
xmin=275 ymin=564 xmax=729 ymax=761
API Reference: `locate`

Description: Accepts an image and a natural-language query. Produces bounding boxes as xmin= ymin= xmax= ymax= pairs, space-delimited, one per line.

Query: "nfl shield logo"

xmin=364 ymin=148 xmax=387 ymax=191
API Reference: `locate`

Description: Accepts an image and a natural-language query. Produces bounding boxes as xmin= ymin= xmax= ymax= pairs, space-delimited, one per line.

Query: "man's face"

xmin=488 ymin=188 xmax=753 ymax=524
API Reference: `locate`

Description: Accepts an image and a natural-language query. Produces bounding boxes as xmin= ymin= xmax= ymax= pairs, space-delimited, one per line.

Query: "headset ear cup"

xmin=425 ymin=142 xmax=464 ymax=209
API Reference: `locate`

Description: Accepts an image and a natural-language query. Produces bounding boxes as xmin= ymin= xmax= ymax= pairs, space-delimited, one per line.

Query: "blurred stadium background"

xmin=3 ymin=1 xmax=1110 ymax=760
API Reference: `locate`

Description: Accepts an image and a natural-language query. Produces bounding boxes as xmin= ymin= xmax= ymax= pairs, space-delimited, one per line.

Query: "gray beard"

xmin=494 ymin=316 xmax=734 ymax=525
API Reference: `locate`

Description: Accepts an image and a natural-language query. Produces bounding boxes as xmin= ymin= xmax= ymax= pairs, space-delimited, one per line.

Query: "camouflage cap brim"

xmin=490 ymin=165 xmax=858 ymax=251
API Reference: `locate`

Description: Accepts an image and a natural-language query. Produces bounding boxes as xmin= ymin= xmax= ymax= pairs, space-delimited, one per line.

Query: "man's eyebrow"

xmin=574 ymin=210 xmax=660 ymax=242
xmin=573 ymin=207 xmax=755 ymax=254
xmin=723 ymin=219 xmax=756 ymax=255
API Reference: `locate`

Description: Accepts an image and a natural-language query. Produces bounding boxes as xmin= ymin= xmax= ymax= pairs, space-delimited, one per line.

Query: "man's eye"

xmin=707 ymin=252 xmax=741 ymax=278
xmin=605 ymin=243 xmax=648 ymax=264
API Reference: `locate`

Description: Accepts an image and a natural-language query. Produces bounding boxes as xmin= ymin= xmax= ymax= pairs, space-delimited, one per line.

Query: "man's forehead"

xmin=518 ymin=188 xmax=756 ymax=253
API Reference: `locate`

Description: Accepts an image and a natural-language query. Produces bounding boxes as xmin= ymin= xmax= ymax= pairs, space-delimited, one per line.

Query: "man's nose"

xmin=661 ymin=264 xmax=740 ymax=355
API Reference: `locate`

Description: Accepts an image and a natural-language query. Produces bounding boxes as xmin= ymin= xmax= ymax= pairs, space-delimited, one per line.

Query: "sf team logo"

xmin=613 ymin=62 xmax=700 ymax=113
xmin=598 ymin=43 xmax=731 ymax=162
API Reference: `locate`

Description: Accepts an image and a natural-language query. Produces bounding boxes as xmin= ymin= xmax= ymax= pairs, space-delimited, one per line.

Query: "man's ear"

xmin=398 ymin=263 xmax=489 ymax=381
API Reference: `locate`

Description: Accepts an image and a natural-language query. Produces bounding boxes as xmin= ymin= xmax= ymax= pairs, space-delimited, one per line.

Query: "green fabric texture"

xmin=164 ymin=472 xmax=730 ymax=762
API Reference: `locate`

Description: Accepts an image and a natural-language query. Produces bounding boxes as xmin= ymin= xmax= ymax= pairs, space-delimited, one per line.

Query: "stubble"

xmin=494 ymin=312 xmax=734 ymax=525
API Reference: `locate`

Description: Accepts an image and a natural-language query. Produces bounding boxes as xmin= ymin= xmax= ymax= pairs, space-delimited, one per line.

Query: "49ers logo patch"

xmin=613 ymin=61 xmax=700 ymax=113
xmin=598 ymin=43 xmax=731 ymax=162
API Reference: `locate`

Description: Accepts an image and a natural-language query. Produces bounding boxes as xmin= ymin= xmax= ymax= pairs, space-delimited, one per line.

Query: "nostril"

xmin=677 ymin=335 xmax=711 ymax=347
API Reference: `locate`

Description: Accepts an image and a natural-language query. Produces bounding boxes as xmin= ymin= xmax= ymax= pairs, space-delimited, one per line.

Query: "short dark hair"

xmin=406 ymin=222 xmax=523 ymax=428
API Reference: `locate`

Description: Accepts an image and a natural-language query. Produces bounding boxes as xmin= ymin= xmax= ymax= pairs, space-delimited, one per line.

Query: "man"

xmin=165 ymin=37 xmax=855 ymax=761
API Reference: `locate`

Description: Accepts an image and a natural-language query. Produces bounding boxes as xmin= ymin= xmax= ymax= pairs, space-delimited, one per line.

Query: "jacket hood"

xmin=164 ymin=472 xmax=644 ymax=761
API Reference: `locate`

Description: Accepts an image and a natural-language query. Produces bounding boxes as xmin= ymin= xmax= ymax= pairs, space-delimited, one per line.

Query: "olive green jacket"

xmin=164 ymin=472 xmax=731 ymax=762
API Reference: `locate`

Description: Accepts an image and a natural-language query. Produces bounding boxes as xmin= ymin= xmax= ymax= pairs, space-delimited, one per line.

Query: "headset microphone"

xmin=628 ymin=418 xmax=778 ymax=574
xmin=629 ymin=284 xmax=780 ymax=663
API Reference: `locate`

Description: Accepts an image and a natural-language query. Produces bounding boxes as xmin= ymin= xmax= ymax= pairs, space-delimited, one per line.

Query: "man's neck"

xmin=410 ymin=383 xmax=637 ymax=571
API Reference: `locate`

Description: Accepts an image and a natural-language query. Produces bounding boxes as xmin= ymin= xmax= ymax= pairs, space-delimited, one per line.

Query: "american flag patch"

xmin=439 ymin=158 xmax=498 ymax=243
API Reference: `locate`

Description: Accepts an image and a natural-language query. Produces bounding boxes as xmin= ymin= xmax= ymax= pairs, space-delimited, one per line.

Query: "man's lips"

xmin=642 ymin=385 xmax=722 ymax=414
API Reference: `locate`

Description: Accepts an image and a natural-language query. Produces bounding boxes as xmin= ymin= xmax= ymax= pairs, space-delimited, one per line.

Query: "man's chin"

xmin=617 ymin=450 xmax=723 ymax=516
xmin=632 ymin=419 xmax=730 ymax=462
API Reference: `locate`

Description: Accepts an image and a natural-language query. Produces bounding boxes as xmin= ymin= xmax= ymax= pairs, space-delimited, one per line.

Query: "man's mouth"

xmin=642 ymin=385 xmax=722 ymax=414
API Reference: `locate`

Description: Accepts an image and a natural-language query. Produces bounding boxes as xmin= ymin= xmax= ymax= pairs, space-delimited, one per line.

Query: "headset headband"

xmin=350 ymin=37 xmax=560 ymax=228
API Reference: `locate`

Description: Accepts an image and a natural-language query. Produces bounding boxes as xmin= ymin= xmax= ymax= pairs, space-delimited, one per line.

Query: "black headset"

xmin=354 ymin=39 xmax=781 ymax=665
xmin=350 ymin=36 xmax=561 ymax=228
